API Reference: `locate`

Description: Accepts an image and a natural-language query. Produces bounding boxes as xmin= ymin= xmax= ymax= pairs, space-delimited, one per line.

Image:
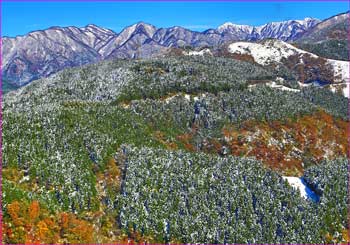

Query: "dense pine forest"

xmin=2 ymin=56 xmax=349 ymax=243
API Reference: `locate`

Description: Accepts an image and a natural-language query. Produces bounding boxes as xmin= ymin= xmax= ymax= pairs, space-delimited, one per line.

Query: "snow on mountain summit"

xmin=217 ymin=22 xmax=254 ymax=33
xmin=0 ymin=16 xmax=324 ymax=86
xmin=217 ymin=18 xmax=320 ymax=41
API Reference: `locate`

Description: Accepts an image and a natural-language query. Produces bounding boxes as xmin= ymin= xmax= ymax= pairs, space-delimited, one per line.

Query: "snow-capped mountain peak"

xmin=82 ymin=24 xmax=116 ymax=36
xmin=255 ymin=18 xmax=320 ymax=41
xmin=296 ymin=17 xmax=321 ymax=28
xmin=117 ymin=22 xmax=157 ymax=42
xmin=216 ymin=18 xmax=320 ymax=41
xmin=0 ymin=15 xmax=328 ymax=86
xmin=218 ymin=22 xmax=254 ymax=33
xmin=131 ymin=22 xmax=157 ymax=36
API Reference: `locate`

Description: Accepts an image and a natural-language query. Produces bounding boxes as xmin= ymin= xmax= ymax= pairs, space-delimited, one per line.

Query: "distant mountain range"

xmin=2 ymin=11 xmax=349 ymax=87
xmin=298 ymin=11 xmax=349 ymax=42
xmin=294 ymin=11 xmax=350 ymax=61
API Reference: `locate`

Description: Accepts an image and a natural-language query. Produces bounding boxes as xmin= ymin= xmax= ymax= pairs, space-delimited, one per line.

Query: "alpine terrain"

xmin=2 ymin=9 xmax=349 ymax=244
xmin=3 ymin=17 xmax=321 ymax=87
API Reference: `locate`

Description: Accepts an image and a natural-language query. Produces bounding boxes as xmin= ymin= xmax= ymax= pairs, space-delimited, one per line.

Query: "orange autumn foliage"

xmin=37 ymin=219 xmax=51 ymax=239
xmin=2 ymin=167 xmax=23 ymax=183
xmin=60 ymin=212 xmax=94 ymax=244
xmin=221 ymin=110 xmax=347 ymax=174
xmin=173 ymin=110 xmax=347 ymax=174
xmin=342 ymin=229 xmax=350 ymax=243
xmin=28 ymin=200 xmax=40 ymax=221
xmin=60 ymin=212 xmax=69 ymax=229
xmin=97 ymin=157 xmax=123 ymax=197
xmin=163 ymin=109 xmax=348 ymax=174
xmin=25 ymin=233 xmax=41 ymax=244
xmin=154 ymin=131 xmax=178 ymax=150
xmin=4 ymin=200 xmax=94 ymax=244
xmin=177 ymin=132 xmax=197 ymax=152
xmin=176 ymin=123 xmax=200 ymax=152
xmin=106 ymin=158 xmax=121 ymax=183
xmin=7 ymin=201 xmax=22 ymax=227
xmin=324 ymin=229 xmax=350 ymax=244
xmin=113 ymin=230 xmax=161 ymax=244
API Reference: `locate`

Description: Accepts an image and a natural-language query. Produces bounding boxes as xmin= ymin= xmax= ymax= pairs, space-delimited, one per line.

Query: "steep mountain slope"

xmin=294 ymin=40 xmax=349 ymax=61
xmin=2 ymin=79 xmax=19 ymax=94
xmin=216 ymin=17 xmax=320 ymax=41
xmin=216 ymin=23 xmax=255 ymax=40
xmin=2 ymin=17 xmax=321 ymax=87
xmin=296 ymin=12 xmax=350 ymax=61
xmin=99 ymin=22 xmax=158 ymax=58
xmin=256 ymin=18 xmax=320 ymax=41
xmin=2 ymin=25 xmax=114 ymax=86
xmin=299 ymin=12 xmax=349 ymax=42
xmin=153 ymin=26 xmax=218 ymax=47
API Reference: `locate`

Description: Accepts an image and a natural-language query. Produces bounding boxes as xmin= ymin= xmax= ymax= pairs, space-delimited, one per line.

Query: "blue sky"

xmin=2 ymin=1 xmax=349 ymax=37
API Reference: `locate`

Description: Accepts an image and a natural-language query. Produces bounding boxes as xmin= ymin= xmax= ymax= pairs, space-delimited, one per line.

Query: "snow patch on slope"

xmin=228 ymin=40 xmax=312 ymax=65
xmin=248 ymin=80 xmax=300 ymax=93
xmin=228 ymin=40 xmax=350 ymax=84
xmin=282 ymin=176 xmax=319 ymax=201
xmin=164 ymin=93 xmax=207 ymax=104
xmin=327 ymin=59 xmax=350 ymax=83
xmin=184 ymin=48 xmax=212 ymax=56
xmin=330 ymin=82 xmax=350 ymax=98
xmin=266 ymin=81 xmax=300 ymax=92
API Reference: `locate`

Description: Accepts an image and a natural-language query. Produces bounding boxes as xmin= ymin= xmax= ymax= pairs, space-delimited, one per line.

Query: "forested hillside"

xmin=2 ymin=56 xmax=349 ymax=243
